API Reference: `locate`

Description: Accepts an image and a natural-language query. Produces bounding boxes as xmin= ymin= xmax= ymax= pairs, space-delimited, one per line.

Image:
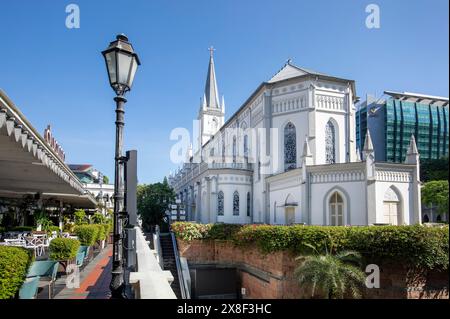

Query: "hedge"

xmin=0 ymin=246 xmax=34 ymax=299
xmin=101 ymin=223 xmax=111 ymax=237
xmin=93 ymin=224 xmax=106 ymax=242
xmin=74 ymin=225 xmax=99 ymax=246
xmin=171 ymin=222 xmax=449 ymax=270
xmin=49 ymin=238 xmax=80 ymax=261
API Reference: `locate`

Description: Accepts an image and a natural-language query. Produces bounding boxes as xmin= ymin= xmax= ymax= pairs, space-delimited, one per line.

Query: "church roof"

xmin=268 ymin=60 xmax=330 ymax=83
xmin=201 ymin=59 xmax=357 ymax=149
xmin=204 ymin=47 xmax=220 ymax=108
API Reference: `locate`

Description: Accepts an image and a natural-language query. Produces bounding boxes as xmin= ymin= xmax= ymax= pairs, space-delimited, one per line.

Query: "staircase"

xmin=159 ymin=234 xmax=182 ymax=298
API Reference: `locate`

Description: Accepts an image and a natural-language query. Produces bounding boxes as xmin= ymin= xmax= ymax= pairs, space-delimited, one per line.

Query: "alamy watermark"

xmin=65 ymin=4 xmax=80 ymax=29
xmin=365 ymin=4 xmax=380 ymax=29
xmin=65 ymin=263 xmax=80 ymax=288
xmin=169 ymin=121 xmax=282 ymax=175
xmin=365 ymin=264 xmax=380 ymax=289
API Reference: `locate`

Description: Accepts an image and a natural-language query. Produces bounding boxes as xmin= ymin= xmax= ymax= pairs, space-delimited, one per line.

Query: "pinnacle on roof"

xmin=203 ymin=46 xmax=220 ymax=108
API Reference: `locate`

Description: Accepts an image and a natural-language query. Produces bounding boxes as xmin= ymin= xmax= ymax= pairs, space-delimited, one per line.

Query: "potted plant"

xmin=49 ymin=238 xmax=80 ymax=272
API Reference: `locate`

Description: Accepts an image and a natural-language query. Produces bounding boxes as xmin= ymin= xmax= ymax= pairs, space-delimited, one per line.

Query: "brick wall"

xmin=177 ymin=239 xmax=449 ymax=299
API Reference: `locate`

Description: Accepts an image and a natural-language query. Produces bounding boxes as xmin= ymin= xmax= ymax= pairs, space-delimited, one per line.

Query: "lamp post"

xmin=102 ymin=34 xmax=140 ymax=298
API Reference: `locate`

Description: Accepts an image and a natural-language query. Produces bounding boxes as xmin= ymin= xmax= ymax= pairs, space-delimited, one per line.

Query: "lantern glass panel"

xmin=104 ymin=51 xmax=117 ymax=85
xmin=128 ymin=57 xmax=138 ymax=88
xmin=117 ymin=52 xmax=132 ymax=86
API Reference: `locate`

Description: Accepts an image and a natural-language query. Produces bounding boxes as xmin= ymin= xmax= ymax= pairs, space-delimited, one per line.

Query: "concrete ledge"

xmin=129 ymin=227 xmax=177 ymax=299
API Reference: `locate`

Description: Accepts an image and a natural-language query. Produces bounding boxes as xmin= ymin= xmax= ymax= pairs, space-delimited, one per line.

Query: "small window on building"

xmin=233 ymin=191 xmax=239 ymax=216
xmin=233 ymin=136 xmax=237 ymax=163
xmin=284 ymin=122 xmax=297 ymax=171
xmin=325 ymin=120 xmax=336 ymax=164
xmin=246 ymin=192 xmax=251 ymax=217
xmin=218 ymin=191 xmax=224 ymax=216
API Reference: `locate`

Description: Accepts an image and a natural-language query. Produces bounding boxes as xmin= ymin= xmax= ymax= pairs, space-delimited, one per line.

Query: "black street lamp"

xmin=102 ymin=34 xmax=140 ymax=298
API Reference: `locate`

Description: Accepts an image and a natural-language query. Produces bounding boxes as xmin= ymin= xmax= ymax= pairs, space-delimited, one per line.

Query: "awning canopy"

xmin=0 ymin=89 xmax=97 ymax=209
xmin=0 ymin=190 xmax=97 ymax=209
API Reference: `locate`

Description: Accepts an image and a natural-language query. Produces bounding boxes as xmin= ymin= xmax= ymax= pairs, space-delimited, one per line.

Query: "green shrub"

xmin=49 ymin=238 xmax=80 ymax=261
xmin=92 ymin=212 xmax=105 ymax=224
xmin=47 ymin=225 xmax=60 ymax=236
xmin=172 ymin=222 xmax=449 ymax=270
xmin=74 ymin=225 xmax=99 ymax=246
xmin=0 ymin=226 xmax=5 ymax=234
xmin=171 ymin=222 xmax=212 ymax=241
xmin=63 ymin=222 xmax=75 ymax=234
xmin=208 ymin=223 xmax=243 ymax=240
xmin=0 ymin=246 xmax=34 ymax=299
xmin=102 ymin=223 xmax=111 ymax=237
xmin=93 ymin=224 xmax=106 ymax=242
xmin=74 ymin=209 xmax=87 ymax=225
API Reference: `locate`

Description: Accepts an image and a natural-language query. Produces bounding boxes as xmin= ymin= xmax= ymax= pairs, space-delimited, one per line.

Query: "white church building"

xmin=168 ymin=51 xmax=422 ymax=226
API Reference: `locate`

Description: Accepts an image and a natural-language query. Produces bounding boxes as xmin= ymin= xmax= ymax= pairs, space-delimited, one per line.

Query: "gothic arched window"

xmin=233 ymin=136 xmax=237 ymax=163
xmin=329 ymin=192 xmax=344 ymax=226
xmin=325 ymin=120 xmax=336 ymax=164
xmin=246 ymin=192 xmax=251 ymax=217
xmin=284 ymin=122 xmax=297 ymax=171
xmin=233 ymin=191 xmax=239 ymax=216
xmin=222 ymin=142 xmax=225 ymax=163
xmin=218 ymin=191 xmax=224 ymax=216
xmin=244 ymin=135 xmax=249 ymax=161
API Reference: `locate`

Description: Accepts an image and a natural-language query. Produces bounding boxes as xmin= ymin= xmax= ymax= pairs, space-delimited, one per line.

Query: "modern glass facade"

xmin=355 ymin=105 xmax=367 ymax=153
xmin=356 ymin=95 xmax=449 ymax=163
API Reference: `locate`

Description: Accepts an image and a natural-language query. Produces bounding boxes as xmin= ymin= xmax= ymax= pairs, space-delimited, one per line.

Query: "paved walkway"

xmin=53 ymin=245 xmax=112 ymax=299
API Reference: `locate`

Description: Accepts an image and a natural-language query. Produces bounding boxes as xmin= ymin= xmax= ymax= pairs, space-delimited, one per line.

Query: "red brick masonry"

xmin=177 ymin=239 xmax=449 ymax=299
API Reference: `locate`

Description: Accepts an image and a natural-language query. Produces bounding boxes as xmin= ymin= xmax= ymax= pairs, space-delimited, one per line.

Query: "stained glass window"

xmin=233 ymin=191 xmax=239 ymax=215
xmin=284 ymin=122 xmax=297 ymax=171
xmin=325 ymin=121 xmax=336 ymax=164
xmin=218 ymin=191 xmax=224 ymax=216
xmin=246 ymin=192 xmax=251 ymax=217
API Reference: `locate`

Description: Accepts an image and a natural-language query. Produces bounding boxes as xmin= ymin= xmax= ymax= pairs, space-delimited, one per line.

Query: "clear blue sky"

xmin=0 ymin=0 xmax=448 ymax=184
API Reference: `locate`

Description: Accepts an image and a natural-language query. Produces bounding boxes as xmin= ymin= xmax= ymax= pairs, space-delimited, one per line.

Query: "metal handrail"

xmin=170 ymin=231 xmax=189 ymax=299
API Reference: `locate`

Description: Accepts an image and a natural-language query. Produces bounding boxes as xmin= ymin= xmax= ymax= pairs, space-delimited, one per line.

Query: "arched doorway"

xmin=383 ymin=187 xmax=401 ymax=225
xmin=329 ymin=192 xmax=344 ymax=226
xmin=285 ymin=194 xmax=297 ymax=225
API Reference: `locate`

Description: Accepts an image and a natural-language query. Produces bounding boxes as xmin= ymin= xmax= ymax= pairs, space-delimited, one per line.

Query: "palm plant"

xmin=295 ymin=243 xmax=366 ymax=299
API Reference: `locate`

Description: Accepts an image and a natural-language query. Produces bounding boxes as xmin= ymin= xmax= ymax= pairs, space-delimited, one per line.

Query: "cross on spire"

xmin=208 ymin=46 xmax=216 ymax=58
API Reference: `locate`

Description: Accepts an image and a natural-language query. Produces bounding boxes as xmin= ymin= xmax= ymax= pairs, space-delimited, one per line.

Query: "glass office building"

xmin=356 ymin=91 xmax=449 ymax=163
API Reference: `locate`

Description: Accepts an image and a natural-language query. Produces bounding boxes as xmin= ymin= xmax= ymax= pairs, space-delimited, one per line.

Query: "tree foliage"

xmin=420 ymin=157 xmax=448 ymax=182
xmin=137 ymin=178 xmax=175 ymax=231
xmin=295 ymin=250 xmax=366 ymax=299
xmin=422 ymin=180 xmax=449 ymax=215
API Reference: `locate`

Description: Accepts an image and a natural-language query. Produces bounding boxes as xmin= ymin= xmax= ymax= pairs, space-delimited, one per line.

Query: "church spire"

xmin=204 ymin=46 xmax=220 ymax=108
